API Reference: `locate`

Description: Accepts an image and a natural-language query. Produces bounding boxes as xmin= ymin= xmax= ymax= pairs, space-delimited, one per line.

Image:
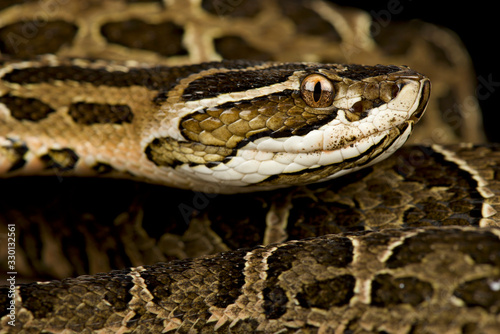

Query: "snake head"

xmin=146 ymin=62 xmax=430 ymax=193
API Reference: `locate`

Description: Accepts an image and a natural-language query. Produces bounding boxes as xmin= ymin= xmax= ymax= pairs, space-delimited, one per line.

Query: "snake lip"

xmin=411 ymin=79 xmax=431 ymax=122
xmin=321 ymin=76 xmax=429 ymax=148
xmin=253 ymin=74 xmax=429 ymax=181
xmin=244 ymin=74 xmax=430 ymax=160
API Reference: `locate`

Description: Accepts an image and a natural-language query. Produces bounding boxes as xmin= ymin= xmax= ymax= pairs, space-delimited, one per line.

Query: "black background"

xmin=330 ymin=0 xmax=499 ymax=142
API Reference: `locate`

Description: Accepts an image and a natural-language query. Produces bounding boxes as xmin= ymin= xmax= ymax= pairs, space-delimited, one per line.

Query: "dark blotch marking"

xmin=307 ymin=237 xmax=354 ymax=267
xmin=68 ymin=102 xmax=133 ymax=125
xmin=102 ymin=274 xmax=135 ymax=312
xmin=0 ymin=138 xmax=28 ymax=172
xmin=264 ymin=237 xmax=353 ymax=318
xmin=208 ymin=248 xmax=247 ymax=308
xmin=140 ymin=260 xmax=194 ymax=322
xmin=265 ymin=237 xmax=353 ymax=272
xmin=372 ymin=21 xmax=419 ymax=57
xmin=101 ymin=19 xmax=187 ymax=57
xmin=375 ymin=20 xmax=454 ymax=66
xmin=91 ymin=162 xmax=116 ymax=174
xmin=214 ymin=36 xmax=272 ymax=61
xmin=340 ymin=64 xmax=402 ymax=80
xmin=386 ymin=229 xmax=500 ymax=269
xmin=396 ymin=146 xmax=483 ymax=227
xmin=277 ymin=0 xmax=341 ymax=41
xmin=40 ymin=148 xmax=79 ymax=172
xmin=371 ymin=274 xmax=433 ymax=307
xmin=139 ymin=249 xmax=247 ymax=322
xmin=296 ymin=275 xmax=355 ymax=309
xmin=18 ymin=283 xmax=57 ymax=319
xmin=462 ymin=323 xmax=481 ymax=334
xmin=201 ymin=0 xmax=262 ymax=17
xmin=262 ymin=286 xmax=288 ymax=319
xmin=0 ymin=94 xmax=55 ymax=121
xmin=3 ymin=66 xmax=164 ymax=89
xmin=12 ymin=271 xmax=131 ymax=331
xmin=0 ymin=20 xmax=77 ymax=57
xmin=286 ymin=193 xmax=366 ymax=238
xmin=139 ymin=268 xmax=176 ymax=309
xmin=263 ymin=244 xmax=298 ymax=319
xmin=454 ymin=278 xmax=500 ymax=313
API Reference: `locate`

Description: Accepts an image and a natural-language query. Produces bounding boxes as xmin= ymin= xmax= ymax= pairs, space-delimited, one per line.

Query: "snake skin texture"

xmin=2 ymin=227 xmax=500 ymax=333
xmin=0 ymin=0 xmax=498 ymax=333
xmin=0 ymin=58 xmax=429 ymax=191
xmin=0 ymin=0 xmax=484 ymax=144
xmin=2 ymin=144 xmax=500 ymax=333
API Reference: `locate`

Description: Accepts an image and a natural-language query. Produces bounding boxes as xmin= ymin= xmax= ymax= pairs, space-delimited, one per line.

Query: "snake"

xmin=0 ymin=0 xmax=499 ymax=333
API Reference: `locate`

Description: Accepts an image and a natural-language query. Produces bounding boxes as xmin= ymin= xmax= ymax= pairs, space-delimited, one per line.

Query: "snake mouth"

xmin=318 ymin=77 xmax=430 ymax=160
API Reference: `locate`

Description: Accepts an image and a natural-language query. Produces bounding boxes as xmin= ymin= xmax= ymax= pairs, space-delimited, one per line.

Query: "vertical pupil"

xmin=313 ymin=82 xmax=322 ymax=102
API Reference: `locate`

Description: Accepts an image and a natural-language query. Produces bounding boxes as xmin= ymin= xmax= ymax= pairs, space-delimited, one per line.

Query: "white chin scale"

xmin=181 ymin=79 xmax=423 ymax=187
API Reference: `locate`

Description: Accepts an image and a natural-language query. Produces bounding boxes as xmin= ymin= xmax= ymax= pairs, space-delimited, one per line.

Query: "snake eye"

xmin=300 ymin=74 xmax=335 ymax=108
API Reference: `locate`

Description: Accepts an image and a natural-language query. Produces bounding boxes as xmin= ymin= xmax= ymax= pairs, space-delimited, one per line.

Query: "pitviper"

xmin=0 ymin=1 xmax=498 ymax=333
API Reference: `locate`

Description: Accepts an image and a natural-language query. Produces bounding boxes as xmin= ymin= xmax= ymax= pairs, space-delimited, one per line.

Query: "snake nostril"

xmin=346 ymin=100 xmax=372 ymax=121
xmin=391 ymin=83 xmax=402 ymax=99
xmin=380 ymin=82 xmax=401 ymax=102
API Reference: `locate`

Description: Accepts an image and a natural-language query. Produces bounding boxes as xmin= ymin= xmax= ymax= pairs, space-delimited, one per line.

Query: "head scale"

xmin=145 ymin=62 xmax=430 ymax=193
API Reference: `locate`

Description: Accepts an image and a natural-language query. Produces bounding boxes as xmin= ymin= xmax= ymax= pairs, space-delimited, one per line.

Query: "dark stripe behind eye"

xmin=181 ymin=63 xmax=327 ymax=102
xmin=182 ymin=69 xmax=296 ymax=101
xmin=1 ymin=60 xmax=267 ymax=91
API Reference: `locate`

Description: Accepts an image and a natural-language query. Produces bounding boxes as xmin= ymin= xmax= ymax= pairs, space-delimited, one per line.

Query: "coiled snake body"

xmin=0 ymin=1 xmax=499 ymax=333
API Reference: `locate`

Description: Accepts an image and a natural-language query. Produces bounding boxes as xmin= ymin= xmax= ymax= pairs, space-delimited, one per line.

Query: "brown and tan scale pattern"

xmin=1 ymin=227 xmax=499 ymax=333
xmin=145 ymin=63 xmax=419 ymax=170
xmin=2 ymin=140 xmax=500 ymax=332
xmin=0 ymin=0 xmax=484 ymax=143
xmin=0 ymin=138 xmax=27 ymax=172
xmin=179 ymin=76 xmax=403 ymax=148
xmin=1 ymin=58 xmax=420 ymax=189
xmin=68 ymin=102 xmax=134 ymax=125
xmin=1 ymin=145 xmax=499 ymax=280
xmin=0 ymin=0 xmax=497 ymax=333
